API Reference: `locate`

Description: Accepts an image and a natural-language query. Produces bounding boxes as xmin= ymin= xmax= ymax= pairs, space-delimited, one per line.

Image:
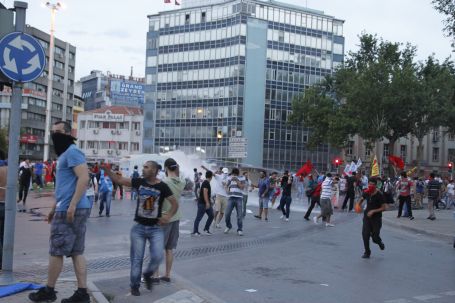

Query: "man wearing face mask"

xmin=356 ymin=178 xmax=387 ymax=259
xmin=29 ymin=121 xmax=91 ymax=303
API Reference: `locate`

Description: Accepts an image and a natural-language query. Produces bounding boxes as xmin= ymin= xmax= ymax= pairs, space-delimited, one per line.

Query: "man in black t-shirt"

xmin=342 ymin=172 xmax=357 ymax=211
xmin=278 ymin=171 xmax=293 ymax=221
xmin=356 ymin=177 xmax=387 ymax=259
xmin=192 ymin=171 xmax=214 ymax=236
xmin=104 ymin=161 xmax=178 ymax=296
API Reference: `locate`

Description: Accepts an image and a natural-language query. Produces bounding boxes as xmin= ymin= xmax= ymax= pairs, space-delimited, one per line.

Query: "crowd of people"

xmin=1 ymin=121 xmax=451 ymax=301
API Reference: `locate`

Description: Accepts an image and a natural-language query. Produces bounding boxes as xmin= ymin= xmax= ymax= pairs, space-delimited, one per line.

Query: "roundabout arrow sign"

xmin=0 ymin=32 xmax=46 ymax=82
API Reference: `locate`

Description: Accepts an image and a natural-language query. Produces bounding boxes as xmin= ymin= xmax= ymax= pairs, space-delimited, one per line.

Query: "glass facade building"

xmin=144 ymin=0 xmax=344 ymax=170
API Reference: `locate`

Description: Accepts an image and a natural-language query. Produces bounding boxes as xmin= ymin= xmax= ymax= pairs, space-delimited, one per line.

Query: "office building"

xmin=144 ymin=0 xmax=345 ymax=170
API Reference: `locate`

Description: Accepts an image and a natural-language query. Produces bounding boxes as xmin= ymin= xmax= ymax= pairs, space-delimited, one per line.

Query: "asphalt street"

xmin=11 ymin=192 xmax=455 ymax=303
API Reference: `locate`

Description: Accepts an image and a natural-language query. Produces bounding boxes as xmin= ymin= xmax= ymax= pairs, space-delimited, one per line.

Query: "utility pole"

xmin=0 ymin=1 xmax=27 ymax=285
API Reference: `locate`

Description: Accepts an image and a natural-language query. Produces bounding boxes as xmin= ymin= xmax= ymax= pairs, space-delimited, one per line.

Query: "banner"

xmin=388 ymin=155 xmax=405 ymax=170
xmin=296 ymin=160 xmax=313 ymax=177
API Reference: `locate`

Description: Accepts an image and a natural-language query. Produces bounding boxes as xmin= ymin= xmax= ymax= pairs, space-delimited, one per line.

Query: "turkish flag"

xmin=175 ymin=0 xmax=180 ymax=5
xmin=296 ymin=160 xmax=313 ymax=177
xmin=164 ymin=0 xmax=171 ymax=3
xmin=388 ymin=155 xmax=405 ymax=170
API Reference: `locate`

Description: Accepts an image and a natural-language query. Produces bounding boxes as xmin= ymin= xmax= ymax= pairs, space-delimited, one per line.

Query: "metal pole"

xmin=43 ymin=5 xmax=56 ymax=161
xmin=0 ymin=1 xmax=27 ymax=285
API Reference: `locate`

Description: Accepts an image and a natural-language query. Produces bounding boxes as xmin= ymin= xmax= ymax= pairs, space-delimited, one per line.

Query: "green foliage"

xmin=290 ymin=33 xmax=455 ymax=156
xmin=432 ymin=0 xmax=455 ymax=47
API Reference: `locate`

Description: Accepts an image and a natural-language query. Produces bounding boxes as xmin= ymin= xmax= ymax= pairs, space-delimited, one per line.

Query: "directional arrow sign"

xmin=0 ymin=32 xmax=46 ymax=83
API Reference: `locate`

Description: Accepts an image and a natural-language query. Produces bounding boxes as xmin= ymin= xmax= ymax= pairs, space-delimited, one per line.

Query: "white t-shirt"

xmin=447 ymin=183 xmax=454 ymax=195
xmin=320 ymin=178 xmax=333 ymax=199
xmin=211 ymin=173 xmax=228 ymax=197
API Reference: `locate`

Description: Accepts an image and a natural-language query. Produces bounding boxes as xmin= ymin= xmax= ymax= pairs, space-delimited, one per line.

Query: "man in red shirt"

xmin=396 ymin=171 xmax=414 ymax=220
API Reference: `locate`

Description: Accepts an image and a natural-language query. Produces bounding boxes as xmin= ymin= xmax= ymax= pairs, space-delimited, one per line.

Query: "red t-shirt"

xmin=398 ymin=178 xmax=412 ymax=196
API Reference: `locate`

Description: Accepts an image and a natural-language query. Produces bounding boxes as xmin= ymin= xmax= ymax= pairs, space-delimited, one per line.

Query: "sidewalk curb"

xmin=382 ymin=217 xmax=454 ymax=243
xmin=88 ymin=280 xmax=110 ymax=303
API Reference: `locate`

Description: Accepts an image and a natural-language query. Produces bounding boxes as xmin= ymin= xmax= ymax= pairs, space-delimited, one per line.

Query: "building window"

xmin=132 ymin=122 xmax=141 ymax=130
xmin=303 ymin=134 xmax=308 ymax=143
xmin=449 ymin=133 xmax=455 ymax=141
xmin=269 ymin=109 xmax=276 ymax=120
xmin=269 ymin=130 xmax=275 ymax=140
xmin=131 ymin=142 xmax=140 ymax=152
xmin=118 ymin=142 xmax=128 ymax=150
xmin=432 ymin=147 xmax=439 ymax=162
xmin=201 ymin=12 xmax=206 ymax=22
xmin=346 ymin=141 xmax=354 ymax=156
xmin=365 ymin=147 xmax=371 ymax=157
xmin=400 ymin=145 xmax=407 ymax=162
xmin=286 ymin=131 xmax=292 ymax=141
xmin=432 ymin=130 xmax=440 ymax=142
xmin=80 ymin=121 xmax=85 ymax=129
xmin=185 ymin=14 xmax=190 ymax=25
xmin=383 ymin=143 xmax=389 ymax=158
xmin=79 ymin=141 xmax=85 ymax=149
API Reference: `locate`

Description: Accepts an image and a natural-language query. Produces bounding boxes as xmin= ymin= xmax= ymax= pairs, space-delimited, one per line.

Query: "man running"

xmin=356 ymin=178 xmax=386 ymax=259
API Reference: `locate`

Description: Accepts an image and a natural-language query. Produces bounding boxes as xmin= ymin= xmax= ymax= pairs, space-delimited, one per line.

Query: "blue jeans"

xmin=99 ymin=191 xmax=112 ymax=216
xmin=279 ymin=195 xmax=292 ymax=218
xmin=193 ymin=203 xmax=214 ymax=233
xmin=225 ymin=196 xmax=243 ymax=231
xmin=130 ymin=223 xmax=164 ymax=289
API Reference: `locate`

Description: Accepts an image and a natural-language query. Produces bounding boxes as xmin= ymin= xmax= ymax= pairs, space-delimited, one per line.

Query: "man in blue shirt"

xmin=254 ymin=171 xmax=270 ymax=220
xmin=29 ymin=121 xmax=91 ymax=303
xmin=34 ymin=160 xmax=44 ymax=190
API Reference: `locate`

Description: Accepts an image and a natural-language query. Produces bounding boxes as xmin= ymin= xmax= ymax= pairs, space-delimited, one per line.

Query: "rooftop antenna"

xmin=130 ymin=66 xmax=133 ymax=77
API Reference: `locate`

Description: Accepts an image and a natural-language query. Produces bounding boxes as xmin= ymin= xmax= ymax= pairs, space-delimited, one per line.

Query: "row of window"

xmin=81 ymin=121 xmax=141 ymax=130
xmin=266 ymin=71 xmax=325 ymax=87
xmin=156 ymin=85 xmax=243 ymax=101
xmin=151 ymin=1 xmax=342 ymax=35
xmin=152 ymin=44 xmax=245 ymax=67
xmin=267 ymin=29 xmax=339 ymax=53
xmin=157 ymin=105 xmax=238 ymax=120
xmin=81 ymin=141 xmax=140 ymax=151
xmin=157 ymin=23 xmax=245 ymax=47
xmin=37 ymin=38 xmax=75 ymax=60
xmin=157 ymin=65 xmax=244 ymax=83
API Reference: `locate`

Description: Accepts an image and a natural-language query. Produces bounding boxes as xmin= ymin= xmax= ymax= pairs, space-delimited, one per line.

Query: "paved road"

xmin=11 ymin=193 xmax=455 ymax=303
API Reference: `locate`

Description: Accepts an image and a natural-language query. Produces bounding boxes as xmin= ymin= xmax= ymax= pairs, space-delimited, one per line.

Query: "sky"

xmin=1 ymin=0 xmax=452 ymax=80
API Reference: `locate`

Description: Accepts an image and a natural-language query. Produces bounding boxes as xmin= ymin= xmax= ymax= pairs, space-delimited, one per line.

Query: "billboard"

xmin=110 ymin=79 xmax=144 ymax=106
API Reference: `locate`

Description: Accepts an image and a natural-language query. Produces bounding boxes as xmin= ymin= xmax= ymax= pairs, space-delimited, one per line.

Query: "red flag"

xmin=388 ymin=155 xmax=404 ymax=170
xmin=175 ymin=0 xmax=180 ymax=5
xmin=296 ymin=160 xmax=313 ymax=177
xmin=164 ymin=0 xmax=171 ymax=3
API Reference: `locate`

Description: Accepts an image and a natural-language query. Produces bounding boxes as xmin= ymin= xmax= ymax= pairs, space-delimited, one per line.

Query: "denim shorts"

xmin=259 ymin=196 xmax=269 ymax=209
xmin=162 ymin=220 xmax=179 ymax=250
xmin=49 ymin=208 xmax=90 ymax=257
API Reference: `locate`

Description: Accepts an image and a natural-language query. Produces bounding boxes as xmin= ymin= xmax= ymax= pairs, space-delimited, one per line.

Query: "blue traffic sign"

xmin=0 ymin=32 xmax=46 ymax=83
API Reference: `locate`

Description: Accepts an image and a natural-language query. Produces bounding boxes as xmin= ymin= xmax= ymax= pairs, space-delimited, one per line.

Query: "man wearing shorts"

xmin=153 ymin=158 xmax=186 ymax=283
xmin=313 ymin=173 xmax=335 ymax=227
xmin=254 ymin=171 xmax=270 ymax=220
xmin=203 ymin=166 xmax=228 ymax=228
xmin=29 ymin=121 xmax=91 ymax=303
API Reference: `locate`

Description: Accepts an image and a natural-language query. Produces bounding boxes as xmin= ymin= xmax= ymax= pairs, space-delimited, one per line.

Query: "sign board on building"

xmin=228 ymin=137 xmax=247 ymax=158
xmin=110 ymin=79 xmax=144 ymax=105
xmin=92 ymin=112 xmax=124 ymax=122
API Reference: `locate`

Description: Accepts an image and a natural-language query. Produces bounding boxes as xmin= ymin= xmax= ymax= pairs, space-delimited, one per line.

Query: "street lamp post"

xmin=43 ymin=1 xmax=62 ymax=162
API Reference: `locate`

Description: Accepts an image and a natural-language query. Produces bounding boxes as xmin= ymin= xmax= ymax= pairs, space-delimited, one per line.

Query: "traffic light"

xmin=449 ymin=162 xmax=453 ymax=173
xmin=335 ymin=158 xmax=340 ymax=167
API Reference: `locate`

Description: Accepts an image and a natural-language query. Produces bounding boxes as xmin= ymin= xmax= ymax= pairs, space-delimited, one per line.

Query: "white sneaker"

xmin=285 ymin=218 xmax=289 ymax=222
xmin=325 ymin=223 xmax=335 ymax=227
xmin=215 ymin=224 xmax=221 ymax=229
xmin=313 ymin=216 xmax=318 ymax=224
xmin=191 ymin=232 xmax=201 ymax=236
xmin=280 ymin=215 xmax=284 ymax=220
xmin=237 ymin=230 xmax=243 ymax=236
xmin=224 ymin=227 xmax=231 ymax=234
xmin=203 ymin=230 xmax=213 ymax=236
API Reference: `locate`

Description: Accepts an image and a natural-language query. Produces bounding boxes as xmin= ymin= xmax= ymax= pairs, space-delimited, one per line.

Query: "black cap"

xmin=164 ymin=158 xmax=178 ymax=169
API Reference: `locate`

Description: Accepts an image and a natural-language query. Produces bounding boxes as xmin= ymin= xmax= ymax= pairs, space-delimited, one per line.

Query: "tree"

xmin=432 ymin=0 xmax=455 ymax=48
xmin=409 ymin=56 xmax=454 ymax=174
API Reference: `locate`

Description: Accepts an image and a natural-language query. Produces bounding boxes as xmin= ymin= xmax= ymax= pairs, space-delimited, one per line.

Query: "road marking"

xmin=441 ymin=290 xmax=455 ymax=296
xmin=384 ymin=299 xmax=411 ymax=303
xmin=245 ymin=289 xmax=257 ymax=293
xmin=179 ymin=220 xmax=191 ymax=226
xmin=154 ymin=290 xmax=204 ymax=303
xmin=320 ymin=284 xmax=329 ymax=287
xmin=413 ymin=294 xmax=442 ymax=301
xmin=180 ymin=229 xmax=191 ymax=234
